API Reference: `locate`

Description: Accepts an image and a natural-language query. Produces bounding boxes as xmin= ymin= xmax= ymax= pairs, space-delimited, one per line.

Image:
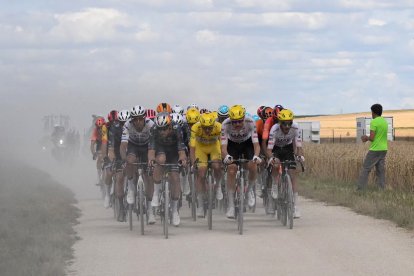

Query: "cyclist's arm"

xmin=100 ymin=126 xmax=108 ymax=157
xmin=293 ymin=124 xmax=303 ymax=157
xmin=147 ymin=127 xmax=156 ymax=162
xmin=250 ymin=121 xmax=260 ymax=157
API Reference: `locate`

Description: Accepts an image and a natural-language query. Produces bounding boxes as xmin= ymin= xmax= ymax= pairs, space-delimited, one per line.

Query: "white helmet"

xmin=171 ymin=113 xmax=184 ymax=126
xmin=155 ymin=112 xmax=172 ymax=128
xmin=118 ymin=110 xmax=130 ymax=122
xmin=187 ymin=103 xmax=199 ymax=110
xmin=172 ymin=104 xmax=184 ymax=115
xmin=130 ymin=105 xmax=146 ymax=117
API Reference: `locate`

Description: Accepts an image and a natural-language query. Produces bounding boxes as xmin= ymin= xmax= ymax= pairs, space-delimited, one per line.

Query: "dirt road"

xmin=69 ymin=196 xmax=414 ymax=276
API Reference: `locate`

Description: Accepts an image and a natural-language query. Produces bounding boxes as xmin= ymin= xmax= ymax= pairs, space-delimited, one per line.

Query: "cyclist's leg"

xmin=225 ymin=140 xmax=239 ymax=218
xmin=166 ymin=149 xmax=181 ymax=226
xmin=151 ymin=149 xmax=165 ymax=207
xmin=210 ymin=141 xmax=223 ymax=188
xmin=195 ymin=144 xmax=208 ymax=216
xmin=244 ymin=139 xmax=257 ymax=207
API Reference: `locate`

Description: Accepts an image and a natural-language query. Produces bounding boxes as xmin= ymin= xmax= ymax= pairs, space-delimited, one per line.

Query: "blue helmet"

xmin=217 ymin=105 xmax=229 ymax=117
xmin=252 ymin=114 xmax=260 ymax=121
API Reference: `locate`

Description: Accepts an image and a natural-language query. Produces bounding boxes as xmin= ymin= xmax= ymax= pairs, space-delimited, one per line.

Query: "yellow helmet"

xmin=200 ymin=112 xmax=215 ymax=127
xmin=211 ymin=111 xmax=218 ymax=120
xmin=229 ymin=105 xmax=246 ymax=120
xmin=186 ymin=107 xmax=200 ymax=124
xmin=277 ymin=109 xmax=294 ymax=121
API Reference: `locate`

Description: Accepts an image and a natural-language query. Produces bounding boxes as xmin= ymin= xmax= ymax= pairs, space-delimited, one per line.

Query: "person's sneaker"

xmin=216 ymin=186 xmax=223 ymax=201
xmin=183 ymin=179 xmax=191 ymax=196
xmin=196 ymin=206 xmax=205 ymax=218
xmin=271 ymin=184 xmax=278 ymax=199
xmin=126 ymin=189 xmax=135 ymax=204
xmin=172 ymin=211 xmax=180 ymax=226
xmin=148 ymin=209 xmax=156 ymax=225
xmin=151 ymin=193 xmax=160 ymax=207
xmin=256 ymin=184 xmax=262 ymax=198
xmin=247 ymin=189 xmax=255 ymax=207
xmin=294 ymin=205 xmax=301 ymax=218
xmin=104 ymin=194 xmax=110 ymax=209
xmin=266 ymin=200 xmax=275 ymax=214
xmin=226 ymin=206 xmax=235 ymax=219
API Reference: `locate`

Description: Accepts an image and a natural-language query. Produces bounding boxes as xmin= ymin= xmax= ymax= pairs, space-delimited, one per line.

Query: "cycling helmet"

xmin=186 ymin=107 xmax=200 ymax=124
xmin=107 ymin=110 xmax=118 ymax=122
xmin=171 ymin=113 xmax=184 ymax=126
xmin=218 ymin=105 xmax=229 ymax=117
xmin=187 ymin=103 xmax=199 ymax=110
xmin=277 ymin=109 xmax=294 ymax=121
xmin=229 ymin=105 xmax=246 ymax=120
xmin=172 ymin=104 xmax=184 ymax=115
xmin=199 ymin=108 xmax=209 ymax=114
xmin=252 ymin=114 xmax=260 ymax=121
xmin=95 ymin=117 xmax=106 ymax=127
xmin=118 ymin=110 xmax=130 ymax=122
xmin=257 ymin=106 xmax=266 ymax=118
xmin=211 ymin=111 xmax=218 ymax=120
xmin=155 ymin=112 xmax=172 ymax=127
xmin=146 ymin=109 xmax=157 ymax=119
xmin=131 ymin=105 xmax=146 ymax=117
xmin=156 ymin=103 xmax=172 ymax=113
xmin=272 ymin=104 xmax=284 ymax=120
xmin=262 ymin=107 xmax=273 ymax=119
xmin=200 ymin=112 xmax=215 ymax=127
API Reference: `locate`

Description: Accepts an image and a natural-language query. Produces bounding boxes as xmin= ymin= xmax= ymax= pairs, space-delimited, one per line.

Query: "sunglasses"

xmin=281 ymin=121 xmax=293 ymax=127
xmin=231 ymin=119 xmax=244 ymax=125
xmin=202 ymin=126 xmax=214 ymax=131
xmin=132 ymin=116 xmax=145 ymax=121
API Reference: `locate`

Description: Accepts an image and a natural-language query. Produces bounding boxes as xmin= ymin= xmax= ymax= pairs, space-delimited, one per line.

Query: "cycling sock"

xmin=153 ymin=183 xmax=161 ymax=193
xmin=197 ymin=193 xmax=204 ymax=208
xmin=171 ymin=200 xmax=178 ymax=212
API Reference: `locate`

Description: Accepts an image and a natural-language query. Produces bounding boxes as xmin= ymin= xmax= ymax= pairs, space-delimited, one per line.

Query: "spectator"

xmin=357 ymin=104 xmax=388 ymax=190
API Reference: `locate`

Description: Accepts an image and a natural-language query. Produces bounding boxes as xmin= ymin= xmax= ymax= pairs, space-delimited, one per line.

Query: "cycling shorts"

xmin=272 ymin=143 xmax=296 ymax=169
xmin=227 ymin=138 xmax=254 ymax=160
xmin=127 ymin=142 xmax=148 ymax=163
xmin=155 ymin=145 xmax=180 ymax=172
xmin=194 ymin=141 xmax=221 ymax=168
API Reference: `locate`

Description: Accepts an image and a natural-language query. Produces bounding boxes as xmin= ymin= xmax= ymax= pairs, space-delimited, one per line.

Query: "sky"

xmin=1 ymin=0 xmax=414 ymax=133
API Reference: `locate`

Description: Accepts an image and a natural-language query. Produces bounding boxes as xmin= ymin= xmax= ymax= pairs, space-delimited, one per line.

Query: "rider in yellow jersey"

xmin=190 ymin=112 xmax=223 ymax=217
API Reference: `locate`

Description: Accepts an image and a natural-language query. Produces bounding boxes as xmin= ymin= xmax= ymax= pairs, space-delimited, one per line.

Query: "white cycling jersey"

xmin=221 ymin=117 xmax=259 ymax=144
xmin=267 ymin=122 xmax=302 ymax=149
xmin=121 ymin=119 xmax=154 ymax=146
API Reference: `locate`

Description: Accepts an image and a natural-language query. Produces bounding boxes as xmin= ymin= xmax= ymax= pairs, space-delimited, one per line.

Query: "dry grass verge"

xmin=299 ymin=178 xmax=414 ymax=230
xmin=0 ymin=160 xmax=79 ymax=276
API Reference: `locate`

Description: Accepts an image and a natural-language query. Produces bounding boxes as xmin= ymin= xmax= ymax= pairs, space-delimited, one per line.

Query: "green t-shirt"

xmin=369 ymin=117 xmax=388 ymax=151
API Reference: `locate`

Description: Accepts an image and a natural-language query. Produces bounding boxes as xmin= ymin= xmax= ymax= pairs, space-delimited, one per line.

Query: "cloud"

xmin=195 ymin=29 xmax=219 ymax=44
xmin=368 ymin=18 xmax=387 ymax=27
xmin=135 ymin=23 xmax=160 ymax=42
xmin=50 ymin=8 xmax=129 ymax=43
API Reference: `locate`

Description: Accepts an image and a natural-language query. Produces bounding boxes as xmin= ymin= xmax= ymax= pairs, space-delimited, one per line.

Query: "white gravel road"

xmin=68 ymin=195 xmax=414 ymax=276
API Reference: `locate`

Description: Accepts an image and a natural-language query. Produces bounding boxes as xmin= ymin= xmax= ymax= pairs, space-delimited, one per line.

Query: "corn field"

xmin=303 ymin=142 xmax=414 ymax=191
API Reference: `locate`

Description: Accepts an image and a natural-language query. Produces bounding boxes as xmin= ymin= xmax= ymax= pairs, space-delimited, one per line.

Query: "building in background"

xmin=296 ymin=121 xmax=321 ymax=144
xmin=356 ymin=117 xmax=394 ymax=143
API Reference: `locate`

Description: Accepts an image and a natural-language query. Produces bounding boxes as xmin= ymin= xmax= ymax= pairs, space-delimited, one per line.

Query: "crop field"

xmin=299 ymin=109 xmax=414 ymax=139
xmin=303 ymin=141 xmax=414 ymax=191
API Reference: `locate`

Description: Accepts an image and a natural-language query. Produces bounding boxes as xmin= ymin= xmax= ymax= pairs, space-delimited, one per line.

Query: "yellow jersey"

xmin=190 ymin=122 xmax=222 ymax=147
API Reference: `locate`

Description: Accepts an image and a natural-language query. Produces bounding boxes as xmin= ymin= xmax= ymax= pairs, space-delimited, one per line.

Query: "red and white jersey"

xmin=267 ymin=122 xmax=302 ymax=149
xmin=221 ymin=117 xmax=259 ymax=144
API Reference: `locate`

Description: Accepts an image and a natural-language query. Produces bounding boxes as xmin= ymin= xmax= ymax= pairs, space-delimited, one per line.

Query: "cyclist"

xmin=172 ymin=104 xmax=185 ymax=115
xmin=148 ymin=113 xmax=187 ymax=227
xmin=262 ymin=105 xmax=284 ymax=152
xmin=120 ymin=105 xmax=156 ymax=224
xmin=90 ymin=117 xmax=108 ymax=186
xmin=266 ymin=109 xmax=304 ymax=218
xmin=190 ymin=112 xmax=223 ymax=217
xmin=146 ymin=109 xmax=157 ymax=121
xmin=156 ymin=103 xmax=172 ymax=114
xmin=111 ymin=110 xmax=130 ymax=221
xmin=102 ymin=110 xmax=121 ymax=209
xmin=221 ymin=105 xmax=262 ymax=219
xmin=217 ymin=105 xmax=229 ymax=123
xmin=172 ymin=112 xmax=191 ymax=195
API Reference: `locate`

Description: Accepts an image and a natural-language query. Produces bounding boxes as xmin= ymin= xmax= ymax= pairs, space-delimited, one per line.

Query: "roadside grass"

xmin=0 ymin=161 xmax=80 ymax=276
xmin=299 ymin=177 xmax=414 ymax=230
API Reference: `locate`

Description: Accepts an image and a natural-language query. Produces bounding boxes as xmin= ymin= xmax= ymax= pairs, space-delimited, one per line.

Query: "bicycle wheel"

xmin=190 ymin=172 xmax=197 ymax=221
xmin=286 ymin=174 xmax=294 ymax=229
xmin=164 ymin=180 xmax=169 ymax=239
xmin=208 ymin=173 xmax=213 ymax=230
xmin=128 ymin=203 xmax=133 ymax=231
xmin=238 ymin=176 xmax=244 ymax=235
xmin=138 ymin=179 xmax=145 ymax=235
xmin=281 ymin=176 xmax=287 ymax=226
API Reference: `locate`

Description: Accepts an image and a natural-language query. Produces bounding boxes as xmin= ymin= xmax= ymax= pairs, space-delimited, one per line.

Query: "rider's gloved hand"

xmin=148 ymin=159 xmax=155 ymax=167
xmin=252 ymin=155 xmax=262 ymax=164
xmin=267 ymin=157 xmax=276 ymax=166
xmin=223 ymin=154 xmax=233 ymax=164
xmin=178 ymin=159 xmax=187 ymax=167
xmin=297 ymin=155 xmax=305 ymax=162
